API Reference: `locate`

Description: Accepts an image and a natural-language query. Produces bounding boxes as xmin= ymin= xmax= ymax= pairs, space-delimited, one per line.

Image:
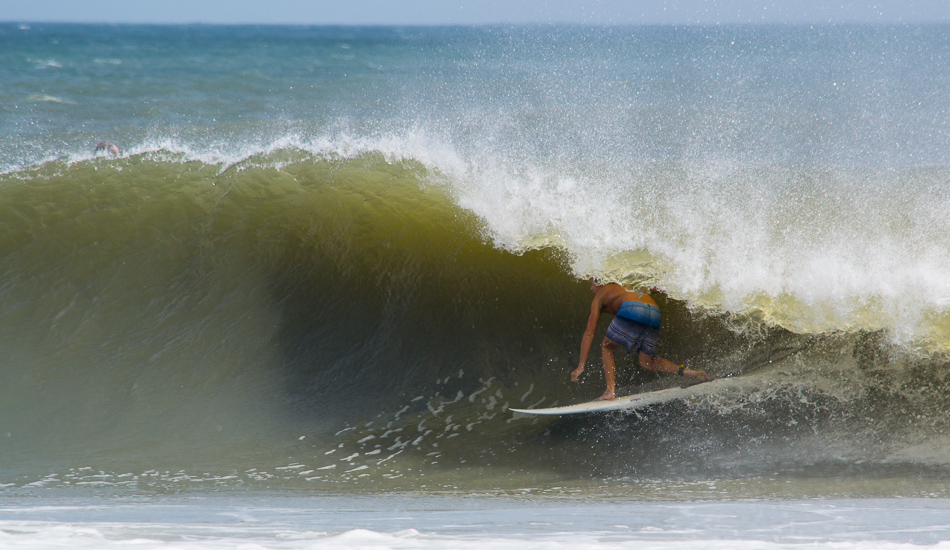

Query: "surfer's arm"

xmin=571 ymin=300 xmax=602 ymax=382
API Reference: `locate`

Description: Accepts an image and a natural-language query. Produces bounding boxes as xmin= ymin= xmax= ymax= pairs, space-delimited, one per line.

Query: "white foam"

xmin=0 ymin=521 xmax=947 ymax=550
xmin=5 ymin=497 xmax=950 ymax=549
xmin=425 ymin=143 xmax=950 ymax=346
xmin=27 ymin=95 xmax=74 ymax=104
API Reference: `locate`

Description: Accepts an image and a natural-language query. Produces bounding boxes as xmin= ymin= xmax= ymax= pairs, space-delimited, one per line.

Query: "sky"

xmin=1 ymin=0 xmax=949 ymax=26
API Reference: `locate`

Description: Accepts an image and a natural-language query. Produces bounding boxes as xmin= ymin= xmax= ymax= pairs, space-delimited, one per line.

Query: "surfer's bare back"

xmin=571 ymin=280 xmax=708 ymax=400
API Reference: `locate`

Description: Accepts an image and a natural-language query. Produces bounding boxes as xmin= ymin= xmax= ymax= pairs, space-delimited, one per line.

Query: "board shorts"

xmin=615 ymin=300 xmax=661 ymax=328
xmin=605 ymin=315 xmax=660 ymax=357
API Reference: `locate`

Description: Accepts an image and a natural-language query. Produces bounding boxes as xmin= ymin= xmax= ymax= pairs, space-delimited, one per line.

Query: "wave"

xmin=11 ymin=136 xmax=950 ymax=346
xmin=1 ymin=148 xmax=949 ymax=489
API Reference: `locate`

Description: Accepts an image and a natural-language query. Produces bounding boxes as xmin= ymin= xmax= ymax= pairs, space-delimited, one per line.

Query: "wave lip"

xmin=5 ymin=143 xmax=950 ymax=350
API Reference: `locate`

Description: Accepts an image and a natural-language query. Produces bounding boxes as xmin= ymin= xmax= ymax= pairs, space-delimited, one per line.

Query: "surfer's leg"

xmin=638 ymin=352 xmax=708 ymax=381
xmin=599 ymin=338 xmax=620 ymax=400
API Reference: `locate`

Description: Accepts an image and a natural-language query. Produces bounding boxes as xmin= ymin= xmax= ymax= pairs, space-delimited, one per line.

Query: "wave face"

xmin=2 ymin=24 xmax=950 ymax=495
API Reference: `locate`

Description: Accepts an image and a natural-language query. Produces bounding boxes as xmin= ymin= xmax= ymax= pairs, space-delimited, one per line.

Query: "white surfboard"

xmin=510 ymin=378 xmax=726 ymax=416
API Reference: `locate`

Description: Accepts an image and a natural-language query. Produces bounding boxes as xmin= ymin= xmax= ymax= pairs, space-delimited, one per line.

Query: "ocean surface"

xmin=3 ymin=22 xmax=950 ymax=549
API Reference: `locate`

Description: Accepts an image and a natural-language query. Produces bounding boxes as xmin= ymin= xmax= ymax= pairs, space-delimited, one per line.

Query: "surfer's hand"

xmin=570 ymin=366 xmax=584 ymax=382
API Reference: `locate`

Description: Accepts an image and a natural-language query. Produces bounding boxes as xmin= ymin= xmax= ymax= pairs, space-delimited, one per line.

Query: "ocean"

xmin=2 ymin=22 xmax=950 ymax=549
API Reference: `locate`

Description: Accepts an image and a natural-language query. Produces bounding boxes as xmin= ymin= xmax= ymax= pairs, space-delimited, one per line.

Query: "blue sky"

xmin=2 ymin=0 xmax=949 ymax=25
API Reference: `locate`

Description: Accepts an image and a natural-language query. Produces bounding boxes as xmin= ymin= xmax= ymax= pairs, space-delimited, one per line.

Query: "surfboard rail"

xmin=509 ymin=378 xmax=725 ymax=416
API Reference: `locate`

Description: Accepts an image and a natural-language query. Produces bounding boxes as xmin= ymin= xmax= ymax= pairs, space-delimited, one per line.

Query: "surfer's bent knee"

xmin=601 ymin=338 xmax=619 ymax=350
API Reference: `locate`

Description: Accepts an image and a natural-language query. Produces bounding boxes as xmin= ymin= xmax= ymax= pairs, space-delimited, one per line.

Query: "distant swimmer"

xmin=571 ymin=279 xmax=708 ymax=400
xmin=94 ymin=141 xmax=120 ymax=155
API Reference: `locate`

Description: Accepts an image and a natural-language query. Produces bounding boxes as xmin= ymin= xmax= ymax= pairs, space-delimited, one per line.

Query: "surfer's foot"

xmin=679 ymin=365 xmax=708 ymax=382
xmin=598 ymin=391 xmax=616 ymax=401
xmin=688 ymin=369 xmax=709 ymax=382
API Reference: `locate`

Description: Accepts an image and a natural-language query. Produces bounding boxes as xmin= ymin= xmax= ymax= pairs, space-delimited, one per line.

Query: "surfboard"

xmin=509 ymin=378 xmax=726 ymax=416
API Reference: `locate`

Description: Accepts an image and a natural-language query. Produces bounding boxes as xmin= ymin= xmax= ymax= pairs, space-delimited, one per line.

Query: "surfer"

xmin=571 ymin=280 xmax=708 ymax=400
xmin=94 ymin=141 xmax=120 ymax=155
